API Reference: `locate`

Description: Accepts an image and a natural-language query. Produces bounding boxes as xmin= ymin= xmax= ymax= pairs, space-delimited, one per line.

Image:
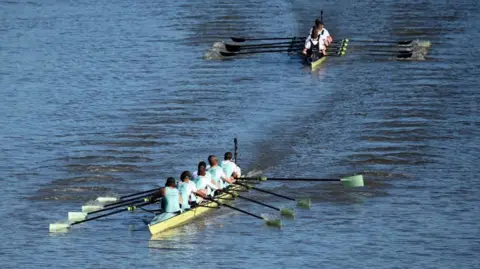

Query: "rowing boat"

xmin=304 ymin=55 xmax=327 ymax=70
xmin=301 ymin=39 xmax=348 ymax=70
xmin=148 ymin=184 xmax=245 ymax=235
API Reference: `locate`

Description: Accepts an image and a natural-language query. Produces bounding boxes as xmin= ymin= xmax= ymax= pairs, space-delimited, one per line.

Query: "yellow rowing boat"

xmin=148 ymin=184 xmax=245 ymax=235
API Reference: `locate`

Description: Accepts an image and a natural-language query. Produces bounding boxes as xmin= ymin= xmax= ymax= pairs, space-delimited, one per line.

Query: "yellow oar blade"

xmin=341 ymin=175 xmax=364 ymax=187
xmin=264 ymin=218 xmax=282 ymax=228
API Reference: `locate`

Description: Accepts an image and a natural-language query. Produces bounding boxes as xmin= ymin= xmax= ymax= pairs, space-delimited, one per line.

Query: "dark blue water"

xmin=1 ymin=0 xmax=479 ymax=268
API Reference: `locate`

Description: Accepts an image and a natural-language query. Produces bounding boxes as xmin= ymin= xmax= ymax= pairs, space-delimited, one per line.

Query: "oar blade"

xmin=82 ymin=205 xmax=103 ymax=213
xmin=396 ymin=52 xmax=413 ymax=59
xmin=96 ymin=196 xmax=119 ymax=203
xmin=341 ymin=175 xmax=364 ymax=187
xmin=68 ymin=212 xmax=87 ymax=222
xmin=296 ymin=198 xmax=311 ymax=208
xmin=231 ymin=37 xmax=247 ymax=42
xmin=264 ymin=218 xmax=282 ymax=228
xmin=224 ymin=44 xmax=241 ymax=52
xmin=49 ymin=222 xmax=70 ymax=232
xmin=219 ymin=51 xmax=237 ymax=57
xmin=280 ymin=208 xmax=295 ymax=218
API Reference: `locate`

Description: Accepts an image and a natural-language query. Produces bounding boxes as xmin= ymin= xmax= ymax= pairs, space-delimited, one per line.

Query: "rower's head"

xmin=180 ymin=171 xmax=192 ymax=183
xmin=224 ymin=152 xmax=233 ymax=161
xmin=315 ymin=18 xmax=324 ymax=30
xmin=197 ymin=161 xmax=207 ymax=176
xmin=165 ymin=177 xmax=176 ymax=187
xmin=208 ymin=155 xmax=218 ymax=166
xmin=312 ymin=28 xmax=320 ymax=39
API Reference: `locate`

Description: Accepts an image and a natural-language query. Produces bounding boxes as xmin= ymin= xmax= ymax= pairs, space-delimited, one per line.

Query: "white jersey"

xmin=208 ymin=165 xmax=227 ymax=187
xmin=304 ymin=36 xmax=326 ymax=51
xmin=178 ymin=181 xmax=197 ymax=202
xmin=194 ymin=173 xmax=217 ymax=195
xmin=220 ymin=160 xmax=241 ymax=177
xmin=307 ymin=28 xmax=330 ymax=44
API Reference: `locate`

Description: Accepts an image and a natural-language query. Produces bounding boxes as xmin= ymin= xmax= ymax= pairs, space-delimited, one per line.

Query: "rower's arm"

xmin=150 ymin=187 xmax=165 ymax=202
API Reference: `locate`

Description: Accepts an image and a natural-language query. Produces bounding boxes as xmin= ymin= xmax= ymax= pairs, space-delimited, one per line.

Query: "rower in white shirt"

xmin=307 ymin=18 xmax=332 ymax=46
xmin=302 ymin=28 xmax=327 ymax=59
xmin=220 ymin=152 xmax=241 ymax=179
xmin=207 ymin=155 xmax=234 ymax=189
xmin=194 ymin=161 xmax=218 ymax=197
xmin=178 ymin=171 xmax=200 ymax=209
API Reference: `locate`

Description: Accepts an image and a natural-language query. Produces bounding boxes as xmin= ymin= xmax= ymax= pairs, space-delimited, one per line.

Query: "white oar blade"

xmin=96 ymin=197 xmax=119 ymax=203
xmin=49 ymin=223 xmax=70 ymax=232
xmin=82 ymin=205 xmax=103 ymax=213
xmin=68 ymin=212 xmax=87 ymax=222
xmin=341 ymin=175 xmax=364 ymax=187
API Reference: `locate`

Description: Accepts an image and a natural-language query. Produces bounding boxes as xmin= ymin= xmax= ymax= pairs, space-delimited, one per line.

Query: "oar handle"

xmin=234 ymin=182 xmax=295 ymax=201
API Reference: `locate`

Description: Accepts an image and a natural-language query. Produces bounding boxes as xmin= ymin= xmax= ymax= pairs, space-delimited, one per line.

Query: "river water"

xmin=1 ymin=0 xmax=479 ymax=268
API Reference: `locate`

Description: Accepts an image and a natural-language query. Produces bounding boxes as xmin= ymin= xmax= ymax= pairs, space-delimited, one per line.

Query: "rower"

xmin=150 ymin=177 xmax=183 ymax=222
xmin=302 ymin=28 xmax=327 ymax=60
xmin=178 ymin=171 xmax=198 ymax=210
xmin=221 ymin=152 xmax=241 ymax=179
xmin=194 ymin=161 xmax=218 ymax=197
xmin=307 ymin=18 xmax=333 ymax=46
xmin=208 ymin=155 xmax=234 ymax=190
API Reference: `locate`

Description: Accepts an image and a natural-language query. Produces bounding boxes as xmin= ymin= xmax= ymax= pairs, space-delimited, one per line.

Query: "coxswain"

xmin=302 ymin=28 xmax=327 ymax=60
xmin=220 ymin=152 xmax=241 ymax=179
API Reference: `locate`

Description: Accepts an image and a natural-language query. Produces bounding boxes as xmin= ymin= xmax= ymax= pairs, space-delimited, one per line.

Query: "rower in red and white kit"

xmin=302 ymin=28 xmax=327 ymax=59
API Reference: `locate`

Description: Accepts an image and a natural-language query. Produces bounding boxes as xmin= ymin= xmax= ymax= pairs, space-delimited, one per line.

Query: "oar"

xmin=49 ymin=201 xmax=151 ymax=232
xmin=231 ymin=37 xmax=302 ymax=43
xmin=68 ymin=196 xmax=157 ymax=221
xmin=341 ymin=39 xmax=414 ymax=46
xmin=234 ymin=182 xmax=311 ymax=208
xmin=242 ymin=175 xmax=364 ymax=188
xmin=366 ymin=52 xmax=414 ymax=58
xmin=220 ymin=46 xmax=344 ymax=57
xmin=81 ymin=190 xmax=160 ymax=213
xmin=225 ymin=43 xmax=345 ymax=52
xmin=203 ymin=196 xmax=281 ymax=227
xmin=95 ymin=187 xmax=161 ymax=203
xmin=221 ymin=190 xmax=294 ymax=217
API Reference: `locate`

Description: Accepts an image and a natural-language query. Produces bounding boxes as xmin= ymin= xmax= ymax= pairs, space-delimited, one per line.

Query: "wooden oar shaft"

xmin=234 ymin=182 xmax=295 ymax=201
xmin=205 ymin=196 xmax=264 ymax=220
